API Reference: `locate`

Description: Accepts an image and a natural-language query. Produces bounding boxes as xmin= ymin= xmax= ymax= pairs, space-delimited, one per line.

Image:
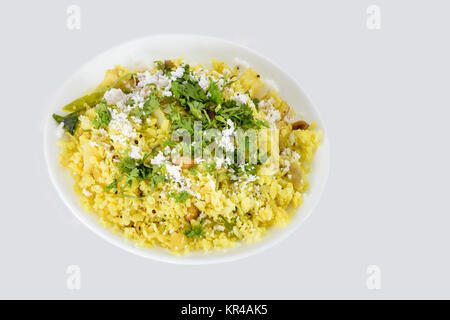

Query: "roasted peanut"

xmin=186 ymin=205 xmax=200 ymax=221
xmin=292 ymin=120 xmax=309 ymax=130
xmin=164 ymin=60 xmax=175 ymax=69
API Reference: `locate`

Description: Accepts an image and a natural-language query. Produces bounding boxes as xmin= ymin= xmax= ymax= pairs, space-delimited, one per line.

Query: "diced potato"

xmin=152 ymin=108 xmax=169 ymax=129
xmin=239 ymin=68 xmax=265 ymax=97
xmin=290 ymin=162 xmax=303 ymax=191
xmin=212 ymin=58 xmax=229 ymax=73
xmin=240 ymin=197 xmax=254 ymax=214
xmin=170 ymin=232 xmax=186 ymax=251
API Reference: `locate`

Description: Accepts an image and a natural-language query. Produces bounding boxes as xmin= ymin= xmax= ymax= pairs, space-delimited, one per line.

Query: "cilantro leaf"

xmin=105 ymin=177 xmax=119 ymax=192
xmin=129 ymin=93 xmax=160 ymax=120
xmin=203 ymin=161 xmax=217 ymax=175
xmin=169 ymin=191 xmax=190 ymax=203
xmin=170 ymin=78 xmax=207 ymax=103
xmin=187 ymin=100 xmax=204 ymax=120
xmin=118 ymin=155 xmax=137 ymax=174
xmin=252 ymin=98 xmax=262 ymax=112
xmin=218 ymin=100 xmax=267 ymax=129
xmin=113 ymin=153 xmax=168 ymax=195
xmin=167 ymin=103 xmax=194 ymax=135
xmin=92 ymin=103 xmax=111 ymax=129
xmin=126 ymin=167 xmax=140 ymax=186
xmin=184 ymin=225 xmax=205 ymax=238
xmin=207 ymin=79 xmax=223 ymax=105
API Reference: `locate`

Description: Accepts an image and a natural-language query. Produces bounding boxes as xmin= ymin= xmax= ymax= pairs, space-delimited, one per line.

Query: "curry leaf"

xmin=52 ymin=110 xmax=83 ymax=135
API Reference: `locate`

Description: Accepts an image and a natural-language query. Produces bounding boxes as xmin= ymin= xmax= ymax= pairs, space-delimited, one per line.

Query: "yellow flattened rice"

xmin=53 ymin=57 xmax=322 ymax=254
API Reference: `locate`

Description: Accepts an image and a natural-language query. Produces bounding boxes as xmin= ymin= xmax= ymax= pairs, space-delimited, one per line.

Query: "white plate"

xmin=43 ymin=34 xmax=330 ymax=264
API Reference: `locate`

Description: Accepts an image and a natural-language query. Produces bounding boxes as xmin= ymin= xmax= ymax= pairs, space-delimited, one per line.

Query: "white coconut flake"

xmin=198 ymin=74 xmax=210 ymax=91
xmin=130 ymin=116 xmax=142 ymax=124
xmin=151 ymin=151 xmax=167 ymax=165
xmin=108 ymin=108 xmax=138 ymax=147
xmin=129 ymin=144 xmax=141 ymax=159
xmin=283 ymin=159 xmax=290 ymax=172
xmin=171 ymin=66 xmax=185 ymax=80
xmin=109 ymin=134 xmax=127 ymax=145
xmin=292 ymin=151 xmax=301 ymax=161
xmin=104 ymin=88 xmax=126 ymax=106
xmin=217 ymin=119 xmax=235 ymax=153
xmin=137 ymin=70 xmax=170 ymax=89
xmin=162 ymin=89 xmax=172 ymax=97
xmin=259 ymin=99 xmax=280 ymax=128
xmin=163 ymin=146 xmax=171 ymax=155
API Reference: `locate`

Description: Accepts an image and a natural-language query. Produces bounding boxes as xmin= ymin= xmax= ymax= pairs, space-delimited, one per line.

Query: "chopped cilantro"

xmin=129 ymin=93 xmax=160 ymax=120
xmin=105 ymin=177 xmax=119 ymax=192
xmin=203 ymin=161 xmax=217 ymax=175
xmin=169 ymin=191 xmax=190 ymax=203
xmin=207 ymin=79 xmax=223 ymax=105
xmin=184 ymin=225 xmax=205 ymax=238
xmin=92 ymin=103 xmax=111 ymax=129
xmin=252 ymin=98 xmax=260 ymax=110
xmin=228 ymin=163 xmax=257 ymax=177
xmin=113 ymin=152 xmax=168 ymax=194
xmin=170 ymin=73 xmax=207 ymax=103
xmin=219 ymin=100 xmax=268 ymax=129
xmin=187 ymin=100 xmax=204 ymax=120
xmin=162 ymin=139 xmax=178 ymax=147
xmin=167 ymin=103 xmax=194 ymax=135
xmin=118 ymin=155 xmax=137 ymax=174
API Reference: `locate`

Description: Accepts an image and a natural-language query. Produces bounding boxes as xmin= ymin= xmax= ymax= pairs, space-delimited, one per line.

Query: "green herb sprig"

xmin=52 ymin=110 xmax=83 ymax=135
xmin=184 ymin=225 xmax=205 ymax=238
xmin=92 ymin=103 xmax=111 ymax=129
xmin=169 ymin=191 xmax=190 ymax=203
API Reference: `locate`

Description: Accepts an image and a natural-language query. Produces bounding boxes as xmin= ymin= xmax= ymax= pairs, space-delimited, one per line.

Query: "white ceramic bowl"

xmin=43 ymin=34 xmax=329 ymax=264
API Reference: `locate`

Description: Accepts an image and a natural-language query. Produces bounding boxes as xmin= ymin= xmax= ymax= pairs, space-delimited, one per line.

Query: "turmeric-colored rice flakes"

xmin=52 ymin=58 xmax=321 ymax=254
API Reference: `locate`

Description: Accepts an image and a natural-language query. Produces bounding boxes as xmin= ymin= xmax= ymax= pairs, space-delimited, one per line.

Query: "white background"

xmin=1 ymin=0 xmax=449 ymax=299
